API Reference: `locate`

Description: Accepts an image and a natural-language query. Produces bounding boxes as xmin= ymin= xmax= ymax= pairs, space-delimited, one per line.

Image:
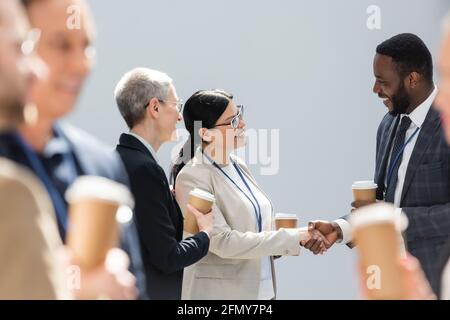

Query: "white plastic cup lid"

xmin=352 ymin=180 xmax=378 ymax=190
xmin=275 ymin=213 xmax=298 ymax=220
xmin=189 ymin=188 xmax=215 ymax=202
xmin=65 ymin=176 xmax=134 ymax=209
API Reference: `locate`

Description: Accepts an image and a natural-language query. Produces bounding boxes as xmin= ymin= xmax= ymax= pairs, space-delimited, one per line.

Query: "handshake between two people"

xmin=184 ymin=195 xmax=382 ymax=256
xmin=300 ymin=221 xmax=343 ymax=255
xmin=187 ymin=203 xmax=342 ymax=255
xmin=300 ymin=199 xmax=381 ymax=255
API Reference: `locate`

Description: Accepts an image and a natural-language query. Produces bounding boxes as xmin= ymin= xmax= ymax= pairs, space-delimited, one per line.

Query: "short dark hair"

xmin=376 ymin=33 xmax=433 ymax=83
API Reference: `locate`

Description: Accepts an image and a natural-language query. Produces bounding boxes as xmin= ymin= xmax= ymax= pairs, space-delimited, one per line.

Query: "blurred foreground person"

xmin=0 ymin=0 xmax=136 ymax=299
xmin=0 ymin=0 xmax=68 ymax=300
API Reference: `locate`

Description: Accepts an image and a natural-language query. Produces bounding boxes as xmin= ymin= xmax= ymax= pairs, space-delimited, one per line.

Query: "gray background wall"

xmin=68 ymin=0 xmax=449 ymax=299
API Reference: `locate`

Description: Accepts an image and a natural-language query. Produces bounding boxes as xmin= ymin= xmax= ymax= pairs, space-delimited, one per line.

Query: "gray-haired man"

xmin=114 ymin=68 xmax=213 ymax=300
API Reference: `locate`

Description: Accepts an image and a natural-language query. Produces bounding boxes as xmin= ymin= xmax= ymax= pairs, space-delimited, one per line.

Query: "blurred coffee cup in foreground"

xmin=350 ymin=203 xmax=409 ymax=299
xmin=65 ymin=176 xmax=134 ymax=269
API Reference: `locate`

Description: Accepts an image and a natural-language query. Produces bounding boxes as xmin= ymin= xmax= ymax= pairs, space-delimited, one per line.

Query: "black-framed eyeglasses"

xmin=214 ymin=105 xmax=244 ymax=129
xmin=144 ymin=98 xmax=184 ymax=113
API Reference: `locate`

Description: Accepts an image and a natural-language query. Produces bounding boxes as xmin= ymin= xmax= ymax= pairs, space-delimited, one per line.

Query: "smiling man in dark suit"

xmin=114 ymin=68 xmax=213 ymax=300
xmin=306 ymin=33 xmax=450 ymax=294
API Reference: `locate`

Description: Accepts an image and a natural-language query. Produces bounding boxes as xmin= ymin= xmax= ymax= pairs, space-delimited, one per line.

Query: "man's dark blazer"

xmin=0 ymin=122 xmax=148 ymax=299
xmin=350 ymin=106 xmax=450 ymax=294
xmin=116 ymin=133 xmax=210 ymax=300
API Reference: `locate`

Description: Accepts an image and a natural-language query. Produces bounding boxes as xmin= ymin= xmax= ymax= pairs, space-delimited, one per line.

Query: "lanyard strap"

xmin=232 ymin=161 xmax=262 ymax=232
xmin=386 ymin=126 xmax=420 ymax=188
xmin=12 ymin=130 xmax=78 ymax=236
xmin=52 ymin=124 xmax=79 ymax=183
xmin=204 ymin=153 xmax=262 ymax=232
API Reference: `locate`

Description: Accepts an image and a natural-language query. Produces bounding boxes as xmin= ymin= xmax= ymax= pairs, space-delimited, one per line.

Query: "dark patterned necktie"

xmin=385 ymin=116 xmax=412 ymax=203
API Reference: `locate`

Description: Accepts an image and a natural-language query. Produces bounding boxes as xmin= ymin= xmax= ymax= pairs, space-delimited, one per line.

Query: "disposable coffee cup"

xmin=65 ymin=176 xmax=134 ymax=269
xmin=352 ymin=180 xmax=378 ymax=205
xmin=274 ymin=213 xmax=298 ymax=230
xmin=184 ymin=188 xmax=215 ymax=234
xmin=274 ymin=213 xmax=300 ymax=256
xmin=350 ymin=203 xmax=409 ymax=300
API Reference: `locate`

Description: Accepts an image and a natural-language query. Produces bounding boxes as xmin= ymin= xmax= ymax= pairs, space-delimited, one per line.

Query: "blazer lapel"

xmin=118 ymin=133 xmax=155 ymax=160
xmin=53 ymin=122 xmax=92 ymax=175
xmin=120 ymin=133 xmax=183 ymax=225
xmin=400 ymin=107 xmax=441 ymax=205
xmin=375 ymin=115 xmax=400 ymax=199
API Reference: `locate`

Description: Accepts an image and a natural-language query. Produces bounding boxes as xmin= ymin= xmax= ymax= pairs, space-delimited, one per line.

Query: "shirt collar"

xmin=127 ymin=132 xmax=159 ymax=163
xmin=403 ymin=86 xmax=438 ymax=128
xmin=42 ymin=127 xmax=72 ymax=158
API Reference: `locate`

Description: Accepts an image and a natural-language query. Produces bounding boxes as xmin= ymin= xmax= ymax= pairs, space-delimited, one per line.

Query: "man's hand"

xmin=299 ymin=228 xmax=330 ymax=255
xmin=359 ymin=253 xmax=436 ymax=300
xmin=400 ymin=254 xmax=436 ymax=300
xmin=351 ymin=200 xmax=384 ymax=212
xmin=64 ymin=247 xmax=138 ymax=300
xmin=304 ymin=220 xmax=342 ymax=251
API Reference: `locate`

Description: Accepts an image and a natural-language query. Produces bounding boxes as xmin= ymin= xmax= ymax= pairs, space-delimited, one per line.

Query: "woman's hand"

xmin=187 ymin=203 xmax=214 ymax=235
xmin=299 ymin=226 xmax=330 ymax=255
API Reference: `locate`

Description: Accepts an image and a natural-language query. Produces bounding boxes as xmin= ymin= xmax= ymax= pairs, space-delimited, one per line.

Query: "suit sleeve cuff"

xmin=200 ymin=230 xmax=210 ymax=239
xmin=334 ymin=218 xmax=352 ymax=244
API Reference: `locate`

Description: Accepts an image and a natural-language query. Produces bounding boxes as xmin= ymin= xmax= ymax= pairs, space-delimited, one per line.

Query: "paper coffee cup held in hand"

xmin=65 ymin=176 xmax=134 ymax=269
xmin=350 ymin=203 xmax=409 ymax=300
xmin=274 ymin=213 xmax=298 ymax=230
xmin=184 ymin=188 xmax=215 ymax=234
xmin=352 ymin=180 xmax=378 ymax=205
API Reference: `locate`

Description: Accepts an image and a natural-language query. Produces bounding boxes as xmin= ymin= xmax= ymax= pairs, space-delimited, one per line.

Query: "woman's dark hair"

xmin=171 ymin=89 xmax=233 ymax=185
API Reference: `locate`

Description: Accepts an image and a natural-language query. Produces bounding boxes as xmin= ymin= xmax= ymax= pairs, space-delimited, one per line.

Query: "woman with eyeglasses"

xmin=171 ymin=89 xmax=328 ymax=300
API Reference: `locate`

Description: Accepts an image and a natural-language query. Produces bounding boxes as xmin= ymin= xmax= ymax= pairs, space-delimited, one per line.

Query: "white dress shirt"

xmin=336 ymin=87 xmax=438 ymax=244
xmin=220 ymin=161 xmax=275 ymax=300
xmin=127 ymin=132 xmax=159 ymax=164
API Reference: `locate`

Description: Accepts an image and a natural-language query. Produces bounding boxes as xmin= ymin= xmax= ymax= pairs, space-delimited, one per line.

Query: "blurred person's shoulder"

xmin=57 ymin=122 xmax=116 ymax=156
xmin=0 ymin=157 xmax=67 ymax=300
xmin=57 ymin=122 xmax=128 ymax=185
xmin=0 ymin=157 xmax=55 ymax=214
